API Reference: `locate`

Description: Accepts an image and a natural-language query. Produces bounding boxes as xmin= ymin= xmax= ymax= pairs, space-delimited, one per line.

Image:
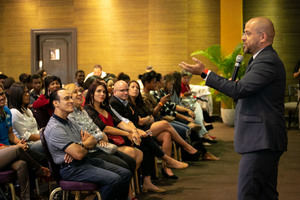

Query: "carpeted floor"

xmin=138 ymin=122 xmax=300 ymax=200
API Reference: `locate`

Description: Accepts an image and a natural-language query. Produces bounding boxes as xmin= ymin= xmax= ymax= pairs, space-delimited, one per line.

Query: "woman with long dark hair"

xmin=9 ymin=83 xmax=46 ymax=158
xmin=128 ymin=80 xmax=200 ymax=178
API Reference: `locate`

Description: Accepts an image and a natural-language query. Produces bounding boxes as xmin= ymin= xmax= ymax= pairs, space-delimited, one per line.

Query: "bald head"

xmin=113 ymin=80 xmax=129 ymax=100
xmin=247 ymin=17 xmax=275 ymax=43
xmin=242 ymin=17 xmax=275 ymax=54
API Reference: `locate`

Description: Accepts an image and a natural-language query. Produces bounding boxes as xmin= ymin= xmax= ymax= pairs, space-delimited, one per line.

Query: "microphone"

xmin=231 ymin=55 xmax=244 ymax=81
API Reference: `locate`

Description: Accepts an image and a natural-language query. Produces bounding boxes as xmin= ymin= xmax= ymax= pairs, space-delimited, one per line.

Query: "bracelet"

xmin=159 ymin=102 xmax=164 ymax=107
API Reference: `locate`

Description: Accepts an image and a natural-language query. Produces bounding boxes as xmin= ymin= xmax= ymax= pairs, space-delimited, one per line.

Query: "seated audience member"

xmin=154 ymin=74 xmax=199 ymax=129
xmin=140 ymin=71 xmax=191 ymax=140
xmin=175 ymin=71 xmax=216 ymax=141
xmin=44 ymin=88 xmax=132 ymax=200
xmin=68 ymin=86 xmax=138 ymax=173
xmin=19 ymin=73 xmax=32 ymax=91
xmin=126 ymin=80 xmax=201 ymax=177
xmin=104 ymin=73 xmax=117 ymax=97
xmin=174 ymin=71 xmax=214 ymax=124
xmin=1 ymin=84 xmax=46 ymax=162
xmin=9 ymin=83 xmax=46 ymax=156
xmin=0 ymin=84 xmax=50 ymax=200
xmin=117 ymin=72 xmax=130 ymax=83
xmin=180 ymin=70 xmax=193 ymax=97
xmin=0 ymin=84 xmax=29 ymax=151
xmin=84 ymin=81 xmax=188 ymax=193
xmin=36 ymin=69 xmax=47 ymax=81
xmin=64 ymin=70 xmax=85 ymax=92
xmin=161 ymin=74 xmax=217 ymax=145
xmin=85 ymin=64 xmax=107 ymax=82
xmin=3 ymin=77 xmax=15 ymax=106
xmin=32 ymin=75 xmax=62 ymax=128
xmin=0 ymin=146 xmax=50 ymax=200
xmin=0 ymin=74 xmax=8 ymax=86
xmin=29 ymin=74 xmax=43 ymax=105
xmin=68 ymin=86 xmax=139 ymax=200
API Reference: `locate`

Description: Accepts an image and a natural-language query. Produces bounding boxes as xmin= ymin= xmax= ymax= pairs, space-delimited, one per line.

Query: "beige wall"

xmin=0 ymin=0 xmax=220 ymax=84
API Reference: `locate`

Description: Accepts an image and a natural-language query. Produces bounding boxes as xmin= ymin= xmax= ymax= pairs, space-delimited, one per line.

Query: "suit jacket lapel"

xmin=245 ymin=57 xmax=254 ymax=73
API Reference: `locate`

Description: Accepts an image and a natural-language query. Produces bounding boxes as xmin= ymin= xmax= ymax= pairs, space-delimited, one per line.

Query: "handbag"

xmin=108 ymin=135 xmax=125 ymax=146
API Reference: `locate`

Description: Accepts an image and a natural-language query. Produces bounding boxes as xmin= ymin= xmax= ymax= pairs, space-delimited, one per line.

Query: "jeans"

xmin=60 ymin=157 xmax=132 ymax=200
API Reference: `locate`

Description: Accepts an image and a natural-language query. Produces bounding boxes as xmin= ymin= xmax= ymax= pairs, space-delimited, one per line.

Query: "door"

xmin=31 ymin=28 xmax=77 ymax=84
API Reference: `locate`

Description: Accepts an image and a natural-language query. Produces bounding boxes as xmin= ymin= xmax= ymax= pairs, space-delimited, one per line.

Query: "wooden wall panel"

xmin=188 ymin=0 xmax=220 ymax=84
xmin=0 ymin=0 xmax=220 ymax=84
xmin=243 ymin=0 xmax=300 ymax=90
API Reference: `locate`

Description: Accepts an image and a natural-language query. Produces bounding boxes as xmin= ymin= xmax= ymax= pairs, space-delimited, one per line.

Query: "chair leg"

xmin=178 ymin=146 xmax=182 ymax=161
xmin=8 ymin=183 xmax=16 ymax=200
xmin=154 ymin=157 xmax=159 ymax=178
xmin=172 ymin=142 xmax=178 ymax=160
xmin=49 ymin=187 xmax=62 ymax=200
xmin=134 ymin=170 xmax=140 ymax=194
xmin=95 ymin=191 xmax=101 ymax=200
xmin=35 ymin=178 xmax=40 ymax=196
xmin=74 ymin=191 xmax=80 ymax=200
xmin=131 ymin=178 xmax=136 ymax=197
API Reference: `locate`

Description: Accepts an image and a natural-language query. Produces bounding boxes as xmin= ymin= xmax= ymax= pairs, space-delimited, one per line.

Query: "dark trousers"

xmin=60 ymin=157 xmax=132 ymax=200
xmin=238 ymin=150 xmax=283 ymax=200
xmin=89 ymin=150 xmax=136 ymax=174
xmin=137 ymin=136 xmax=165 ymax=177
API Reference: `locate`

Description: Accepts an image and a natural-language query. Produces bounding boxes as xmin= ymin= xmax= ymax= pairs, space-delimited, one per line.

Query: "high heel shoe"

xmin=161 ymin=168 xmax=178 ymax=179
xmin=182 ymin=150 xmax=201 ymax=161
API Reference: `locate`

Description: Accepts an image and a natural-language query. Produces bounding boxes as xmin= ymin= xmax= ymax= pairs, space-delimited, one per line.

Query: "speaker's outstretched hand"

xmin=179 ymin=57 xmax=206 ymax=75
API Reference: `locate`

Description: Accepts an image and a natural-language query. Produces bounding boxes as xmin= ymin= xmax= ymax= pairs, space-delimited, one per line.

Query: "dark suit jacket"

xmin=109 ymin=95 xmax=139 ymax=125
xmin=206 ymin=45 xmax=287 ymax=154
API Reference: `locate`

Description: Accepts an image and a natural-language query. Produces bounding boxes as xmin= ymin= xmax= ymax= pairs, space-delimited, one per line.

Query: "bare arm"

xmin=64 ymin=143 xmax=88 ymax=160
xmin=28 ymin=134 xmax=40 ymax=141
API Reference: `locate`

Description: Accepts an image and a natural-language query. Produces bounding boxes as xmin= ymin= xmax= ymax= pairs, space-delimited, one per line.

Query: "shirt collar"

xmin=253 ymin=47 xmax=265 ymax=60
xmin=53 ymin=114 xmax=68 ymax=124
xmin=114 ymin=96 xmax=128 ymax=106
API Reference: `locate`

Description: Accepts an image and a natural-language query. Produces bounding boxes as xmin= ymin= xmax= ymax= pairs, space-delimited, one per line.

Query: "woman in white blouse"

xmin=9 ymin=82 xmax=44 ymax=155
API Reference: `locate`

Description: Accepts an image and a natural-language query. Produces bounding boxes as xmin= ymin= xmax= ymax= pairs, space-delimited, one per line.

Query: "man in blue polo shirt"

xmin=44 ymin=88 xmax=131 ymax=200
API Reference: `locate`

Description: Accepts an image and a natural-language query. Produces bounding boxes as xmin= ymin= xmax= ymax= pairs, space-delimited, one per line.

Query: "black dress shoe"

xmin=161 ymin=168 xmax=178 ymax=179
xmin=182 ymin=150 xmax=201 ymax=161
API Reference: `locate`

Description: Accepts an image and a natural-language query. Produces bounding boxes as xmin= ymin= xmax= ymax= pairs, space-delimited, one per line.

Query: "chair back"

xmin=39 ymin=128 xmax=61 ymax=183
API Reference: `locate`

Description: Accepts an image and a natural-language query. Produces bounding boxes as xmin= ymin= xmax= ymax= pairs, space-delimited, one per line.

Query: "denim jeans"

xmin=60 ymin=157 xmax=132 ymax=200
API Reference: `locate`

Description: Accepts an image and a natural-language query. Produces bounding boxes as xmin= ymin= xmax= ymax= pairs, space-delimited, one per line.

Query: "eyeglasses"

xmin=0 ymin=92 xmax=5 ymax=96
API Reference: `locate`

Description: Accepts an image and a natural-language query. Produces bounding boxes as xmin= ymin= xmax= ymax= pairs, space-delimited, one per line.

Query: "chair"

xmin=39 ymin=129 xmax=101 ymax=200
xmin=0 ymin=170 xmax=17 ymax=200
xmin=284 ymin=84 xmax=299 ymax=128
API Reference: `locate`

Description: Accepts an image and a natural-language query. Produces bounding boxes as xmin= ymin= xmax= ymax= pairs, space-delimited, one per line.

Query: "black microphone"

xmin=231 ymin=55 xmax=244 ymax=81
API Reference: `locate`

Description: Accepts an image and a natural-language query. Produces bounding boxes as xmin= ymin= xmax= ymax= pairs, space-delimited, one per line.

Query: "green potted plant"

xmin=191 ymin=43 xmax=245 ymax=126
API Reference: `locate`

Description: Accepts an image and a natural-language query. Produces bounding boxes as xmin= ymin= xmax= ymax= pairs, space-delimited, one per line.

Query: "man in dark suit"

xmin=180 ymin=17 xmax=287 ymax=200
